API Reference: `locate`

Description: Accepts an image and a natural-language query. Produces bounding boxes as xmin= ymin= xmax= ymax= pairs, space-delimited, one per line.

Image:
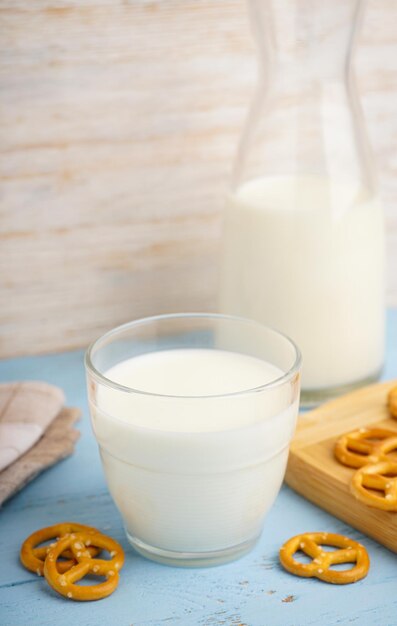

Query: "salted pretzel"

xmin=44 ymin=531 xmax=125 ymax=601
xmin=388 ymin=386 xmax=397 ymax=419
xmin=334 ymin=428 xmax=397 ymax=468
xmin=20 ymin=522 xmax=100 ymax=575
xmin=279 ymin=532 xmax=369 ymax=584
xmin=351 ymin=461 xmax=397 ymax=511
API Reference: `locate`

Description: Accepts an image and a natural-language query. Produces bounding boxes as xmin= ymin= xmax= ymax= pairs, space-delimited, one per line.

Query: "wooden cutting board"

xmin=285 ymin=380 xmax=397 ymax=553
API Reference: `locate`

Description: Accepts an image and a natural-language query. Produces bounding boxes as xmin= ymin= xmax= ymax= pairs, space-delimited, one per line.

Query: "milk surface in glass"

xmin=90 ymin=348 xmax=298 ymax=562
xmin=219 ymin=175 xmax=385 ymax=391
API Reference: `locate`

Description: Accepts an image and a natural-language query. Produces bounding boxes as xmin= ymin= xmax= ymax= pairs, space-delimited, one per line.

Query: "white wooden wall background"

xmin=0 ymin=0 xmax=396 ymax=358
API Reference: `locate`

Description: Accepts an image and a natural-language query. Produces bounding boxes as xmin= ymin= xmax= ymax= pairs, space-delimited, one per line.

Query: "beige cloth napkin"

xmin=0 ymin=382 xmax=80 ymax=506
xmin=0 ymin=382 xmax=65 ymax=471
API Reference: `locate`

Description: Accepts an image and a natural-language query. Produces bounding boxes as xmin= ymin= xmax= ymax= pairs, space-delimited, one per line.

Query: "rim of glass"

xmin=85 ymin=313 xmax=302 ymax=399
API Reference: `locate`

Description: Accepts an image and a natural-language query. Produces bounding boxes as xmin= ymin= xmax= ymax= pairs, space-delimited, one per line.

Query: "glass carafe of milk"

xmin=219 ymin=0 xmax=385 ymax=405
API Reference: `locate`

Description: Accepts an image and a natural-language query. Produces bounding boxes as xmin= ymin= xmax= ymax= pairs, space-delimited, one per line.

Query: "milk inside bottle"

xmin=219 ymin=175 xmax=385 ymax=393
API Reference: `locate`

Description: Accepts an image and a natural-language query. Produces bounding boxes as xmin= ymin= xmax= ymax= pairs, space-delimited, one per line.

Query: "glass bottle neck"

xmin=249 ymin=0 xmax=364 ymax=85
xmin=232 ymin=0 xmax=376 ymax=195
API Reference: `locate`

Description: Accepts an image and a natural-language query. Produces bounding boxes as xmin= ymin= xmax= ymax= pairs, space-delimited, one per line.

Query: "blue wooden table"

xmin=1 ymin=311 xmax=396 ymax=626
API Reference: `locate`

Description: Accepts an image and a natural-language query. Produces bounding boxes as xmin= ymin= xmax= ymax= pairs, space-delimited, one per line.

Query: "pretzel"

xmin=388 ymin=386 xmax=397 ymax=419
xmin=279 ymin=532 xmax=369 ymax=584
xmin=280 ymin=533 xmax=369 ymax=585
xmin=351 ymin=461 xmax=397 ymax=511
xmin=20 ymin=522 xmax=100 ymax=575
xmin=334 ymin=428 xmax=397 ymax=468
xmin=44 ymin=531 xmax=125 ymax=601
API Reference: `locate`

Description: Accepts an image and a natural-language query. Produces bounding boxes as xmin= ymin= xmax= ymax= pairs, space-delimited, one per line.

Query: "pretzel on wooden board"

xmin=351 ymin=461 xmax=397 ymax=511
xmin=388 ymin=386 xmax=397 ymax=419
xmin=20 ymin=522 xmax=100 ymax=575
xmin=334 ymin=428 xmax=397 ymax=469
xmin=44 ymin=531 xmax=125 ymax=601
xmin=279 ymin=532 xmax=369 ymax=584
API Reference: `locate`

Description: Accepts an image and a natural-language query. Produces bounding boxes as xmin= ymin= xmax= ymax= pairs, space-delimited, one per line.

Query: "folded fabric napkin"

xmin=0 ymin=382 xmax=80 ymax=506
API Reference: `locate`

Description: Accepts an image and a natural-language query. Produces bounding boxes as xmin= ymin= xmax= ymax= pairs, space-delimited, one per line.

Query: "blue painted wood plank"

xmin=1 ymin=489 xmax=396 ymax=626
xmin=0 ymin=310 xmax=396 ymax=626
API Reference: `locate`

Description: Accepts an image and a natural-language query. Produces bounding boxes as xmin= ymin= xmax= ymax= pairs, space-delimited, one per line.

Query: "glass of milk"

xmin=85 ymin=313 xmax=301 ymax=567
xmin=219 ymin=0 xmax=385 ymax=405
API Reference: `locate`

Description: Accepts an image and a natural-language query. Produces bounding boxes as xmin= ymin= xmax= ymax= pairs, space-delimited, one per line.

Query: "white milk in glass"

xmin=219 ymin=176 xmax=385 ymax=391
xmin=90 ymin=348 xmax=298 ymax=559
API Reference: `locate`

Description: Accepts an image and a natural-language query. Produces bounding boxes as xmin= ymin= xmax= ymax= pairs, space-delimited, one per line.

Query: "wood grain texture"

xmin=286 ymin=380 xmax=397 ymax=554
xmin=0 ymin=0 xmax=396 ymax=357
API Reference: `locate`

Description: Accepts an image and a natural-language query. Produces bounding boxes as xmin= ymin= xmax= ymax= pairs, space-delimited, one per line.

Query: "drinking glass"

xmin=86 ymin=313 xmax=301 ymax=566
